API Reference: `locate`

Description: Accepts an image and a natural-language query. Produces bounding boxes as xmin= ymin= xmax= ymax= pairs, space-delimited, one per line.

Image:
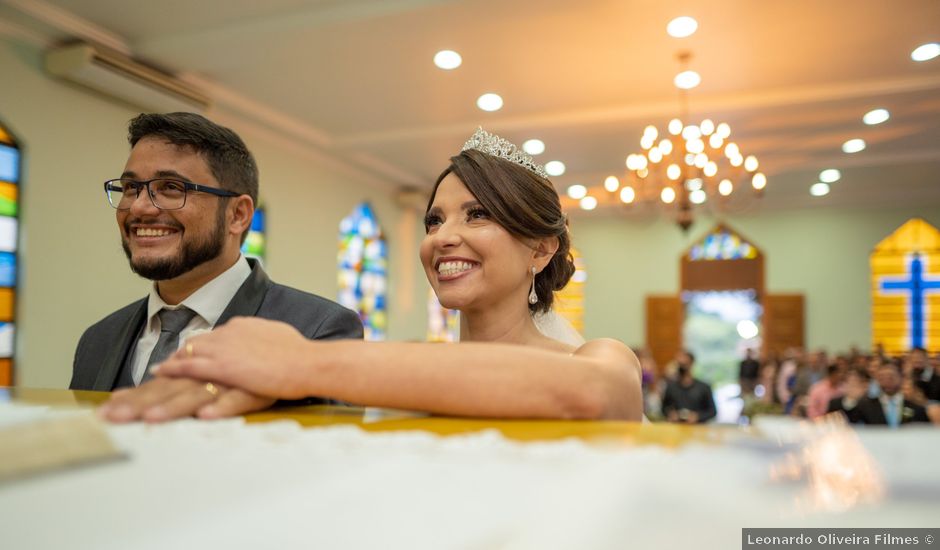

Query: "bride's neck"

xmin=459 ymin=305 xmax=542 ymax=345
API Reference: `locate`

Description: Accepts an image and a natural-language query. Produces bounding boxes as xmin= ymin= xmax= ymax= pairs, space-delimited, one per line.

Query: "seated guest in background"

xmin=866 ymin=355 xmax=884 ymax=398
xmin=104 ymin=128 xmax=644 ymax=421
xmin=829 ymin=363 xmax=929 ymax=427
xmin=661 ymin=350 xmax=716 ymax=424
xmin=81 ymin=112 xmax=362 ymax=420
xmin=738 ymin=348 xmax=760 ymax=396
xmin=806 ymin=363 xmax=845 ymax=419
xmin=911 ymin=348 xmax=940 ymax=402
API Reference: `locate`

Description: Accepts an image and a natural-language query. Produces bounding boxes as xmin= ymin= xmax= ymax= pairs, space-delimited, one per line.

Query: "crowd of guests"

xmin=638 ymin=346 xmax=940 ymax=427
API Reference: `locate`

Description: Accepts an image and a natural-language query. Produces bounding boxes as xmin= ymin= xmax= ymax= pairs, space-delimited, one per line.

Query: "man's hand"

xmin=98 ymin=377 xmax=276 ymax=423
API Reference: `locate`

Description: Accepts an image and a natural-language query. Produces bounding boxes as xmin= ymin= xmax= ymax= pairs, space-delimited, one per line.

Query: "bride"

xmin=101 ymin=128 xmax=643 ymax=421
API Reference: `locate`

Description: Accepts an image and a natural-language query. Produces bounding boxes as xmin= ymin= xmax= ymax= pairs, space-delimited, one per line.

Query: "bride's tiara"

xmin=461 ymin=127 xmax=549 ymax=180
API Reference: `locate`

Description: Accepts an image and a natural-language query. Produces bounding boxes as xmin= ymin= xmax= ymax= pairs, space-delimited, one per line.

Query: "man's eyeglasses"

xmin=104 ymin=178 xmax=240 ymax=211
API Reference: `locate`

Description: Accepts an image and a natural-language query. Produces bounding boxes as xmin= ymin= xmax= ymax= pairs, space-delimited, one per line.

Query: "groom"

xmin=74 ymin=112 xmax=361 ymax=421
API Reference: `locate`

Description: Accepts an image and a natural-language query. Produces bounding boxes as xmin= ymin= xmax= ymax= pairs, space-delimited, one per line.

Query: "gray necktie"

xmin=140 ymin=307 xmax=198 ymax=384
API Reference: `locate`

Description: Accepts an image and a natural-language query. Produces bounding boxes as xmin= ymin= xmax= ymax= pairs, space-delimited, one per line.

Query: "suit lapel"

xmin=92 ymin=300 xmax=147 ymax=391
xmin=216 ymin=258 xmax=271 ymax=325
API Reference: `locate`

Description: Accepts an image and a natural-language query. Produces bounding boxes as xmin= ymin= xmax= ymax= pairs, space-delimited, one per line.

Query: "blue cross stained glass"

xmin=879 ymin=254 xmax=940 ymax=348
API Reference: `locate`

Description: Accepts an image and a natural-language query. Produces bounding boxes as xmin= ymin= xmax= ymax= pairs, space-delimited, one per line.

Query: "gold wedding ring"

xmin=204 ymin=382 xmax=220 ymax=397
xmin=185 ymin=342 xmax=194 ymax=357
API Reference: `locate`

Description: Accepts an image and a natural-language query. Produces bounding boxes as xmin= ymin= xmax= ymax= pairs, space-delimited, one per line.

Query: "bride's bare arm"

xmin=156 ymin=317 xmax=642 ymax=420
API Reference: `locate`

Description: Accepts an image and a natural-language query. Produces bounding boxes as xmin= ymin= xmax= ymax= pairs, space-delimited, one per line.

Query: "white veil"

xmin=532 ymin=310 xmax=586 ymax=348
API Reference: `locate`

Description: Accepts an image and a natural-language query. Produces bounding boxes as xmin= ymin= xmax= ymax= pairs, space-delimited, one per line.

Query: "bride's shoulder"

xmin=573 ymin=339 xmax=640 ymax=366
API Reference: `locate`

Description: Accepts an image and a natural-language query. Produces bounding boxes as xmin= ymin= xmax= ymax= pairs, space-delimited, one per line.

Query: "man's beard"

xmin=122 ymin=206 xmax=227 ymax=281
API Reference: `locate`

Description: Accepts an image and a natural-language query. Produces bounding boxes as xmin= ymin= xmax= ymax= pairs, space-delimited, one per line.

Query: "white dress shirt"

xmin=130 ymin=256 xmax=252 ymax=385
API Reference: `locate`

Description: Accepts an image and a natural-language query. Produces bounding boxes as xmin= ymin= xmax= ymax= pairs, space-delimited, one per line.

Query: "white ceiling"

xmin=3 ymin=0 xmax=939 ymax=215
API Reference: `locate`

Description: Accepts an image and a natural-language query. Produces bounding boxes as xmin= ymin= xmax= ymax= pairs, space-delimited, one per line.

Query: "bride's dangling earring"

xmin=528 ymin=266 xmax=539 ymax=305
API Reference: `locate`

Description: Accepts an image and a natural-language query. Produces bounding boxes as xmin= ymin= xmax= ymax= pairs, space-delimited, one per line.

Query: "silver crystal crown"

xmin=461 ymin=127 xmax=549 ymax=180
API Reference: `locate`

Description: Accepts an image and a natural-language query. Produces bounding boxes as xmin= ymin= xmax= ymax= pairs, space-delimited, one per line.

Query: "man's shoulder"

xmin=81 ymin=298 xmax=147 ymax=337
xmin=263 ymin=281 xmax=352 ymax=313
xmin=256 ymin=280 xmax=362 ymax=338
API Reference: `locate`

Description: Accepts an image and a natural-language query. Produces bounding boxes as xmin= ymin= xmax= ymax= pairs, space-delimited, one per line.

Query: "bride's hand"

xmin=155 ymin=317 xmax=314 ymax=400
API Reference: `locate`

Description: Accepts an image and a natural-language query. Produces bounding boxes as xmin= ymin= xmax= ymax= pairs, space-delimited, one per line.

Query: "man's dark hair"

xmin=683 ymin=350 xmax=696 ymax=364
xmin=128 ymin=112 xmax=258 ymax=206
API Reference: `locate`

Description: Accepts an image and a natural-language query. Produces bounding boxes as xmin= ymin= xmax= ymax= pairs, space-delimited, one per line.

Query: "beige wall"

xmin=573 ymin=207 xmax=940 ymax=353
xmin=1 ymin=38 xmax=428 ymax=389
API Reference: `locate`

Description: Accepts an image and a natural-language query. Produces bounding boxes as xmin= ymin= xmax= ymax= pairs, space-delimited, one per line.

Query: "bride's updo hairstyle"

xmin=427 ymin=148 xmax=576 ymax=314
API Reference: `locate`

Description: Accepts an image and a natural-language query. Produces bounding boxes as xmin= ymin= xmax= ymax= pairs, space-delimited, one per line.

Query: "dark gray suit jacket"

xmin=70 ymin=259 xmax=363 ymax=391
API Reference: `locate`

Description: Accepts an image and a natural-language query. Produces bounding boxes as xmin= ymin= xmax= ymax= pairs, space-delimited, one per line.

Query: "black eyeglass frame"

xmin=104 ymin=178 xmax=241 ymax=211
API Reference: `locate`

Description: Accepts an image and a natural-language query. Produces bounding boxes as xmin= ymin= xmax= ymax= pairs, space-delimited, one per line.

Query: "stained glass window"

xmin=689 ymin=227 xmax=758 ymax=261
xmin=427 ymin=288 xmax=459 ymax=342
xmin=555 ymin=247 xmax=586 ymax=333
xmin=0 ymin=120 xmax=19 ymax=385
xmin=338 ymin=203 xmax=387 ymax=341
xmin=871 ymin=218 xmax=940 ymax=354
xmin=241 ymin=206 xmax=266 ymax=263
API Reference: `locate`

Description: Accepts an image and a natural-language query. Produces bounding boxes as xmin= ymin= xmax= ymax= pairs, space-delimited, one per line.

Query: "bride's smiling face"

xmin=420 ymin=173 xmax=534 ymax=312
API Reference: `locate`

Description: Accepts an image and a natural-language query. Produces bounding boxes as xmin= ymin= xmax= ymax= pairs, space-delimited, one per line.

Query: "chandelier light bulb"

xmin=689 ymin=189 xmax=707 ymax=204
xmin=636 ymin=155 xmax=649 ymax=170
xmin=522 ymin=139 xmax=545 ymax=155
xmin=718 ymin=179 xmax=733 ymax=196
xmin=667 ymin=16 xmax=698 ymax=38
xmin=620 ymin=186 xmax=636 ymax=204
xmin=640 ymin=135 xmax=656 ymax=150
xmin=433 ymin=50 xmax=462 ymax=70
xmin=911 ymin=43 xmax=940 ymax=62
xmin=694 ymin=153 xmax=708 ymax=168
xmin=752 ymin=172 xmax=767 ymax=190
xmin=715 ymin=122 xmax=731 ymax=139
xmin=661 ymin=187 xmax=677 ymax=203
xmin=704 ymin=161 xmax=718 ymax=177
xmin=644 ymin=125 xmax=659 ymax=139
xmin=810 ymin=182 xmax=831 ymax=196
xmin=477 ymin=93 xmax=503 ymax=112
xmin=545 ymin=160 xmax=566 ymax=176
xmin=819 ymin=169 xmax=841 ymax=183
xmin=648 ymin=147 xmax=663 ymax=163
xmin=668 ymin=118 xmax=684 ymax=135
xmin=708 ymin=134 xmax=724 ymax=149
xmin=681 ymin=125 xmax=702 ymax=140
xmin=685 ymin=153 xmax=697 ymax=166
xmin=686 ymin=178 xmax=703 ymax=191
xmin=604 ymin=176 xmax=620 ymax=192
xmin=687 ymin=138 xmax=705 ymax=154
xmin=674 ymin=70 xmax=701 ymax=90
xmin=658 ymin=139 xmax=674 ymax=155
xmin=744 ymin=155 xmax=759 ymax=172
xmin=567 ymin=184 xmax=587 ymax=199
xmin=724 ymin=142 xmax=740 ymax=158
xmin=637 ymin=168 xmax=649 ymax=178
xmin=700 ymin=119 xmax=715 ymax=135
xmin=580 ymin=196 xmax=598 ymax=210
xmin=730 ymin=155 xmax=743 ymax=167
xmin=842 ymin=139 xmax=866 ymax=154
xmin=863 ymin=109 xmax=890 ymax=125
xmin=667 ymin=164 xmax=682 ymax=180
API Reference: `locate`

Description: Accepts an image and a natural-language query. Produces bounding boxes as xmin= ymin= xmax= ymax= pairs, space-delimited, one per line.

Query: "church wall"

xmin=573 ymin=207 xmax=940 ymax=355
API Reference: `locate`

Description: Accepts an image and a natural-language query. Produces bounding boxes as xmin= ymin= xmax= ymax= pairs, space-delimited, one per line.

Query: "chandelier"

xmin=570 ymin=51 xmax=767 ymax=231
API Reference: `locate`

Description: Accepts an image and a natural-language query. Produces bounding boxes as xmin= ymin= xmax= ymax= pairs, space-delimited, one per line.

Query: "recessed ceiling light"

xmin=567 ymin=184 xmax=587 ymax=199
xmin=810 ymin=182 xmax=830 ymax=196
xmin=674 ymin=70 xmax=701 ymax=90
xmin=433 ymin=50 xmax=462 ymax=70
xmin=911 ymin=43 xmax=940 ymax=62
xmin=579 ymin=196 xmax=598 ymax=210
xmin=842 ymin=138 xmax=866 ymax=154
xmin=667 ymin=16 xmax=698 ymax=38
xmin=522 ymin=139 xmax=545 ymax=155
xmin=476 ymin=93 xmax=503 ymax=112
xmin=545 ymin=160 xmax=566 ymax=177
xmin=819 ymin=169 xmax=841 ymax=183
xmin=863 ymin=108 xmax=890 ymax=125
